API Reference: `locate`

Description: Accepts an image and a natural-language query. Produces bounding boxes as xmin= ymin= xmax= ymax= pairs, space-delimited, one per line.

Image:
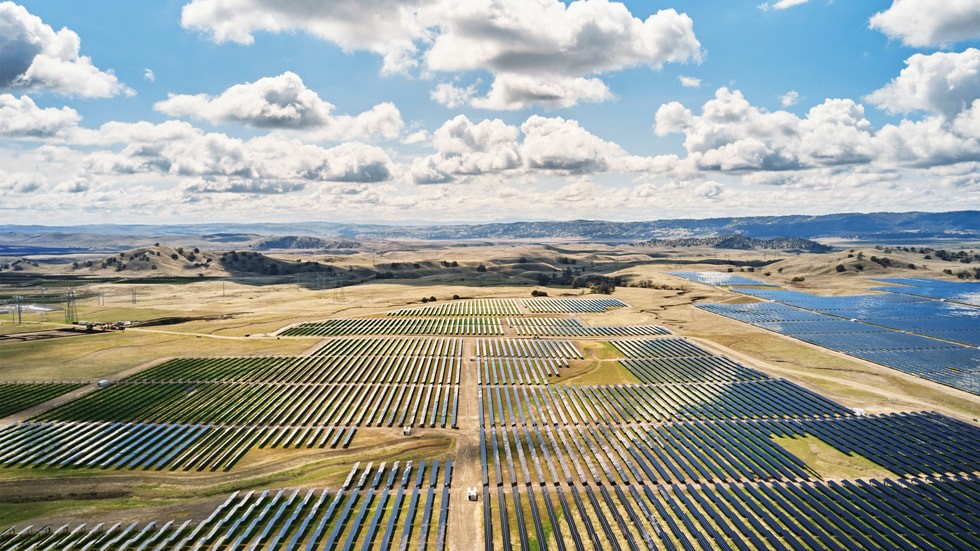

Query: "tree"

xmin=835 ymin=264 xmax=846 ymax=273
xmin=476 ymin=264 xmax=487 ymax=272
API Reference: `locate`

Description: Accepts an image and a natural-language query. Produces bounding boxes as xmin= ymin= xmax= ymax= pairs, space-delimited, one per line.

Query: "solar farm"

xmin=693 ymin=276 xmax=980 ymax=394
xmin=2 ymin=280 xmax=979 ymax=549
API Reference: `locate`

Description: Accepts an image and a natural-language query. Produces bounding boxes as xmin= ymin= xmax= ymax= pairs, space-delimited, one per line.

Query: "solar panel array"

xmin=735 ymin=286 xmax=980 ymax=347
xmin=0 ymin=461 xmax=452 ymax=550
xmin=4 ymin=289 xmax=980 ymax=550
xmin=479 ymin=334 xmax=980 ymax=550
xmin=387 ymin=299 xmax=522 ymax=316
xmin=874 ymin=277 xmax=980 ymax=307
xmin=0 ymin=383 xmax=83 ymax=417
xmin=520 ymin=297 xmax=628 ymax=313
xmin=670 ymin=271 xmax=778 ymax=287
xmin=699 ymin=281 xmax=980 ymax=394
xmin=507 ymin=316 xmax=670 ymax=337
xmin=281 ymin=317 xmax=503 ymax=336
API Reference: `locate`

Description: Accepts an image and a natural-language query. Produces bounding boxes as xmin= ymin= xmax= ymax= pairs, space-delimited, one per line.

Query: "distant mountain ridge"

xmin=1 ymin=211 xmax=977 ymax=246
xmin=251 ymin=236 xmax=360 ymax=250
xmin=638 ymin=235 xmax=832 ymax=252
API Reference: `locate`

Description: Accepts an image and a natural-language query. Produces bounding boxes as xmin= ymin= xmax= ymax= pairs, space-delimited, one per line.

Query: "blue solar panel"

xmin=669 ymin=271 xmax=778 ymax=287
xmin=873 ymin=277 xmax=980 ymax=307
xmin=731 ymin=284 xmax=980 ymax=347
xmin=698 ymin=295 xmax=980 ymax=395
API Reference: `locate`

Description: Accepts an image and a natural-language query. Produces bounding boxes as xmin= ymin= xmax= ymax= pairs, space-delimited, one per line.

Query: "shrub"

xmin=531 ymin=290 xmax=548 ymax=297
xmin=835 ymin=264 xmax=846 ymax=273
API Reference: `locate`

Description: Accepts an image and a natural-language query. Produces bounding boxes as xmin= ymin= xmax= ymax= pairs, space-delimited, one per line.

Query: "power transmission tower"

xmin=13 ymin=295 xmax=22 ymax=324
xmin=64 ymin=289 xmax=77 ymax=324
xmin=334 ymin=273 xmax=346 ymax=301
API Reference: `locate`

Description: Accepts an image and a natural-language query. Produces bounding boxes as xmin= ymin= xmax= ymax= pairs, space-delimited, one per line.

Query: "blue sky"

xmin=1 ymin=0 xmax=978 ymax=225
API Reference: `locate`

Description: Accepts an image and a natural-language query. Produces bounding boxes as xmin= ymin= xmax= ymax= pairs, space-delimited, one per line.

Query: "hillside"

xmin=2 ymin=211 xmax=977 ymax=247
xmin=637 ymin=234 xmax=832 ymax=252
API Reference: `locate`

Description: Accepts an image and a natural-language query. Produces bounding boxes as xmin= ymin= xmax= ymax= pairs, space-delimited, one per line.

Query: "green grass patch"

xmin=558 ymin=360 xmax=640 ymax=386
xmin=772 ymin=434 xmax=895 ymax=479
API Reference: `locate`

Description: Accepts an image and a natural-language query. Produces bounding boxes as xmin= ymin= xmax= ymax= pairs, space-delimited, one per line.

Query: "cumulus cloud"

xmin=865 ymin=49 xmax=980 ymax=120
xmin=425 ymin=2 xmax=700 ymax=109
xmin=869 ymin=0 xmax=980 ymax=47
xmin=83 ymin=121 xmax=395 ymax=187
xmin=180 ymin=0 xmax=701 ymax=110
xmin=470 ymin=74 xmax=613 ymax=110
xmin=181 ymin=177 xmax=306 ymax=194
xmin=411 ymin=113 xmax=653 ymax=183
xmin=0 ymin=1 xmax=130 ymax=97
xmin=411 ymin=115 xmax=521 ymax=183
xmin=154 ymin=71 xmax=403 ymax=139
xmin=0 ymin=93 xmax=80 ymax=138
xmin=181 ymin=0 xmax=430 ymax=73
xmin=656 ymin=85 xmax=980 ymax=176
xmin=520 ymin=115 xmax=625 ymax=172
xmin=402 ymin=129 xmax=431 ymax=145
xmin=430 ymin=82 xmax=476 ymax=109
xmin=678 ymin=75 xmax=701 ymax=88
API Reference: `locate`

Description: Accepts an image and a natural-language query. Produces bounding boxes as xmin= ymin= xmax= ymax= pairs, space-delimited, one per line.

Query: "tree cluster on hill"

xmin=220 ymin=251 xmax=334 ymax=276
xmin=536 ymin=267 xmax=622 ymax=293
xmin=882 ymin=245 xmax=979 ymax=264
xmin=638 ymin=234 xmax=832 ymax=252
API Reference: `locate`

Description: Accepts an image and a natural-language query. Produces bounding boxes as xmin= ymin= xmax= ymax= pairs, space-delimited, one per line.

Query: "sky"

xmin=1 ymin=0 xmax=979 ymax=225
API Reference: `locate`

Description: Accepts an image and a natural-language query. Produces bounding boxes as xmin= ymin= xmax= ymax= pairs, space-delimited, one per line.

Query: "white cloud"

xmin=869 ymin=0 xmax=980 ymax=47
xmin=154 ymin=71 xmax=403 ymax=139
xmin=0 ymin=1 xmax=131 ymax=97
xmin=780 ymin=90 xmax=800 ymax=106
xmin=402 ymin=129 xmax=431 ymax=145
xmin=0 ymin=94 xmax=80 ymax=138
xmin=82 ymin=122 xmax=396 ymax=186
xmin=656 ymin=85 xmax=980 ymax=177
xmin=180 ymin=177 xmax=305 ymax=194
xmin=143 ymin=68 xmax=155 ymax=82
xmin=865 ymin=48 xmax=980 ymax=120
xmin=520 ymin=115 xmax=625 ymax=172
xmin=0 ymin=169 xmax=45 ymax=194
xmin=410 ymin=113 xmax=658 ymax=183
xmin=470 ymin=74 xmax=613 ymax=110
xmin=411 ymin=115 xmax=521 ymax=183
xmin=678 ymin=75 xmax=702 ymax=88
xmin=181 ymin=0 xmax=428 ymax=74
xmin=758 ymin=0 xmax=809 ymax=11
xmin=180 ymin=1 xmax=701 ymax=110
xmin=430 ymin=82 xmax=476 ymax=109
xmin=426 ymin=3 xmax=700 ymax=109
